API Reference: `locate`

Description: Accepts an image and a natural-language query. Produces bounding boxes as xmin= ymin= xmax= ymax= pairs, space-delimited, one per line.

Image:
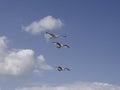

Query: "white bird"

xmin=52 ymin=42 xmax=70 ymax=48
xmin=45 ymin=32 xmax=66 ymax=39
xmin=57 ymin=66 xmax=70 ymax=71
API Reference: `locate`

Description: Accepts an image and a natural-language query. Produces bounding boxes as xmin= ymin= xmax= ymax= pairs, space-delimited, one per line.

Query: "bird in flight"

xmin=45 ymin=32 xmax=66 ymax=39
xmin=52 ymin=42 xmax=70 ymax=48
xmin=57 ymin=66 xmax=70 ymax=71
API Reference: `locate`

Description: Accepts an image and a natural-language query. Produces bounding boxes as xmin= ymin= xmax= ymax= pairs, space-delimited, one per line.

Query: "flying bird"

xmin=45 ymin=32 xmax=66 ymax=39
xmin=52 ymin=42 xmax=70 ymax=48
xmin=57 ymin=66 xmax=70 ymax=71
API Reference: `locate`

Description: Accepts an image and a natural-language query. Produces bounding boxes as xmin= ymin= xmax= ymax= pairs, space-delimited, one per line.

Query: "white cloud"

xmin=23 ymin=16 xmax=63 ymax=35
xmin=0 ymin=49 xmax=34 ymax=76
xmin=0 ymin=36 xmax=53 ymax=77
xmin=15 ymin=82 xmax=120 ymax=90
xmin=34 ymin=55 xmax=53 ymax=72
xmin=0 ymin=36 xmax=7 ymax=50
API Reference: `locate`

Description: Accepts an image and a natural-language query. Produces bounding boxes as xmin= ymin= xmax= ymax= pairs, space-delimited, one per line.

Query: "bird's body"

xmin=57 ymin=66 xmax=70 ymax=71
xmin=45 ymin=32 xmax=66 ymax=39
xmin=52 ymin=42 xmax=70 ymax=48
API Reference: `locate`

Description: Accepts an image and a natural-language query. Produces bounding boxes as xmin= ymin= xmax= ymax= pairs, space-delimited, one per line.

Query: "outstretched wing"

xmin=46 ymin=32 xmax=66 ymax=39
xmin=52 ymin=42 xmax=62 ymax=48
xmin=56 ymin=35 xmax=67 ymax=38
xmin=63 ymin=44 xmax=70 ymax=48
xmin=57 ymin=66 xmax=63 ymax=71
xmin=46 ymin=32 xmax=56 ymax=39
xmin=64 ymin=67 xmax=70 ymax=71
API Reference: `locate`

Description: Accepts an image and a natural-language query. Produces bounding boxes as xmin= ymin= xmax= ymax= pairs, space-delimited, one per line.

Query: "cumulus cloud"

xmin=15 ymin=82 xmax=120 ymax=90
xmin=23 ymin=16 xmax=63 ymax=35
xmin=0 ymin=36 xmax=7 ymax=62
xmin=33 ymin=55 xmax=53 ymax=74
xmin=36 ymin=55 xmax=53 ymax=70
xmin=0 ymin=36 xmax=53 ymax=77
xmin=0 ymin=49 xmax=34 ymax=76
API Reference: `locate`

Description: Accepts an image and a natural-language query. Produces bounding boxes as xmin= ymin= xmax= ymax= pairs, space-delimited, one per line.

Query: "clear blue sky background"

xmin=0 ymin=0 xmax=120 ymax=90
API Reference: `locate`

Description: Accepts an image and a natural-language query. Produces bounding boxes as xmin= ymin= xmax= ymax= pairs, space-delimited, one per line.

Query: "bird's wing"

xmin=57 ymin=67 xmax=63 ymax=71
xmin=58 ymin=66 xmax=62 ymax=69
xmin=64 ymin=67 xmax=70 ymax=71
xmin=63 ymin=44 xmax=70 ymax=48
xmin=46 ymin=32 xmax=55 ymax=37
xmin=56 ymin=42 xmax=62 ymax=46
xmin=56 ymin=35 xmax=67 ymax=38
xmin=53 ymin=42 xmax=62 ymax=48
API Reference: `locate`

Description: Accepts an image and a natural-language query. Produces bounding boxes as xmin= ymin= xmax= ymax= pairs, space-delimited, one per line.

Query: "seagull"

xmin=57 ymin=66 xmax=70 ymax=71
xmin=52 ymin=42 xmax=70 ymax=48
xmin=45 ymin=32 xmax=66 ymax=39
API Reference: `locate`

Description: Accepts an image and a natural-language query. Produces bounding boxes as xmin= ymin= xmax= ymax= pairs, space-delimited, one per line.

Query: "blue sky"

xmin=0 ymin=0 xmax=120 ymax=90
